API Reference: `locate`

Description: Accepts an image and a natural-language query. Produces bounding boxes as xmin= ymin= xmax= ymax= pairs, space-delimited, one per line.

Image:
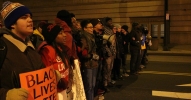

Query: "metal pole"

xmin=163 ymin=0 xmax=170 ymax=51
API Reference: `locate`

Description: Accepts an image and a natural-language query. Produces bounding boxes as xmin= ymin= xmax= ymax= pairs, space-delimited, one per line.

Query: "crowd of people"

xmin=0 ymin=1 xmax=152 ymax=100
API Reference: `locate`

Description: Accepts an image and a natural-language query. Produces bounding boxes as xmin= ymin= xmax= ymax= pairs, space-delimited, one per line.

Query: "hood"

xmin=0 ymin=28 xmax=11 ymax=36
xmin=33 ymin=29 xmax=44 ymax=40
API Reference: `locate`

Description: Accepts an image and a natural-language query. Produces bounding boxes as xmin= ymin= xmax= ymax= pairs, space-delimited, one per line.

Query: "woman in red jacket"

xmin=38 ymin=23 xmax=71 ymax=100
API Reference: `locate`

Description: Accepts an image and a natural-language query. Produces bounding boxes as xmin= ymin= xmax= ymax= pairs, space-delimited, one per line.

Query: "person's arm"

xmin=80 ymin=38 xmax=91 ymax=59
xmin=129 ymin=31 xmax=140 ymax=46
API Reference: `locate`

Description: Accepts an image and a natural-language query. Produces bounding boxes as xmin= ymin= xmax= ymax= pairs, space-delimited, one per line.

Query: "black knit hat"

xmin=132 ymin=22 xmax=139 ymax=28
xmin=42 ymin=23 xmax=62 ymax=44
xmin=121 ymin=25 xmax=128 ymax=32
xmin=57 ymin=10 xmax=72 ymax=27
xmin=105 ymin=17 xmax=112 ymax=22
xmin=90 ymin=18 xmax=101 ymax=27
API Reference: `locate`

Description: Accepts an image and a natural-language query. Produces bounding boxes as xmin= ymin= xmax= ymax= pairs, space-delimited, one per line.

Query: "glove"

xmin=92 ymin=53 xmax=99 ymax=60
xmin=6 ymin=88 xmax=29 ymax=100
xmin=55 ymin=70 xmax=61 ymax=83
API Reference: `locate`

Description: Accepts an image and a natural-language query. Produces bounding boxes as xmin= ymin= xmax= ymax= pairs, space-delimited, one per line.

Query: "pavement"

xmin=147 ymin=44 xmax=191 ymax=56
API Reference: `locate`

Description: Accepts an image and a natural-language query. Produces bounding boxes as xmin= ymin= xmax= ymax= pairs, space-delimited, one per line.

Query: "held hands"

xmin=92 ymin=53 xmax=99 ymax=60
xmin=6 ymin=88 xmax=29 ymax=100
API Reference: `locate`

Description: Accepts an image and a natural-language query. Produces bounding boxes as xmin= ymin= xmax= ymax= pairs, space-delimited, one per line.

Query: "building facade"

xmin=0 ymin=0 xmax=191 ymax=45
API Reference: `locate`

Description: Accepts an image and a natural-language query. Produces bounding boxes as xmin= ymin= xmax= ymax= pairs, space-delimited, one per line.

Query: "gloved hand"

xmin=6 ymin=88 xmax=29 ymax=100
xmin=55 ymin=70 xmax=61 ymax=83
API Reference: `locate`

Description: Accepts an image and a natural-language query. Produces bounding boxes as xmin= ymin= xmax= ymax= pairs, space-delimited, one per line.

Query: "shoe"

xmin=140 ymin=65 xmax=145 ymax=69
xmin=107 ymin=82 xmax=114 ymax=87
xmin=104 ymin=86 xmax=110 ymax=92
xmin=122 ymin=73 xmax=129 ymax=77
xmin=111 ymin=80 xmax=116 ymax=84
xmin=130 ymin=72 xmax=138 ymax=75
xmin=97 ymin=89 xmax=105 ymax=95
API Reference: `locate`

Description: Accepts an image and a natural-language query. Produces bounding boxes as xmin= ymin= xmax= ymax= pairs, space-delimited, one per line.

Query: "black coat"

xmin=116 ymin=32 xmax=124 ymax=58
xmin=122 ymin=32 xmax=130 ymax=54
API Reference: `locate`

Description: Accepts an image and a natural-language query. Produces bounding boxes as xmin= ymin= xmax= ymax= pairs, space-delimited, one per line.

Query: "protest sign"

xmin=19 ymin=66 xmax=58 ymax=100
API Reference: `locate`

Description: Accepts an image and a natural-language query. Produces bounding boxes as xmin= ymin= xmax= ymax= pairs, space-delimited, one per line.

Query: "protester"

xmin=90 ymin=18 xmax=106 ymax=96
xmin=38 ymin=23 xmax=70 ymax=100
xmin=80 ymin=19 xmax=99 ymax=100
xmin=0 ymin=1 xmax=45 ymax=100
xmin=55 ymin=10 xmax=86 ymax=100
xmin=102 ymin=17 xmax=116 ymax=90
xmin=129 ymin=22 xmax=142 ymax=75
xmin=112 ymin=24 xmax=126 ymax=80
xmin=30 ymin=21 xmax=47 ymax=49
xmin=121 ymin=25 xmax=130 ymax=76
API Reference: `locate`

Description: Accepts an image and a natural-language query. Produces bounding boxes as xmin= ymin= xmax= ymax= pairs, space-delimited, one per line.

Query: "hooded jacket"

xmin=38 ymin=42 xmax=70 ymax=91
xmin=0 ymin=28 xmax=45 ymax=100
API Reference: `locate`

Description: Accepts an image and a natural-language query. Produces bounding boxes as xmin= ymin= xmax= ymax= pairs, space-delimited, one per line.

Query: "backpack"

xmin=0 ymin=37 xmax=7 ymax=69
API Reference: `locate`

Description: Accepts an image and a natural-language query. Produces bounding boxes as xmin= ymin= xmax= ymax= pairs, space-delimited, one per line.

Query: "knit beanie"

xmin=57 ymin=10 xmax=72 ymax=27
xmin=0 ymin=1 xmax=32 ymax=29
xmin=90 ymin=18 xmax=101 ymax=27
xmin=121 ymin=25 xmax=128 ymax=32
xmin=41 ymin=23 xmax=62 ymax=44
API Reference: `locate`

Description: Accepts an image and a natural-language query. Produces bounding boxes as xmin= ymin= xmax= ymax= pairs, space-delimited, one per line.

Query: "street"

xmin=104 ymin=55 xmax=191 ymax=100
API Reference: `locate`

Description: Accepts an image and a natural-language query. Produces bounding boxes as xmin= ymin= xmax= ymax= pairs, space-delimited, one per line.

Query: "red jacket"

xmin=39 ymin=43 xmax=69 ymax=91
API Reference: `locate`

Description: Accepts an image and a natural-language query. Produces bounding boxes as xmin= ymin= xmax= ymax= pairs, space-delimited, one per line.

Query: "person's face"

xmin=71 ymin=17 xmax=81 ymax=30
xmin=55 ymin=30 xmax=67 ymax=44
xmin=112 ymin=26 xmax=117 ymax=34
xmin=94 ymin=22 xmax=103 ymax=30
xmin=121 ymin=29 xmax=126 ymax=34
xmin=106 ymin=20 xmax=112 ymax=27
xmin=84 ymin=23 xmax=93 ymax=34
xmin=117 ymin=27 xmax=121 ymax=32
xmin=11 ymin=14 xmax=33 ymax=37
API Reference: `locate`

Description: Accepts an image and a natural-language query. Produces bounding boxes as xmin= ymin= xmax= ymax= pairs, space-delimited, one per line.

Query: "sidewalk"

xmin=147 ymin=44 xmax=191 ymax=56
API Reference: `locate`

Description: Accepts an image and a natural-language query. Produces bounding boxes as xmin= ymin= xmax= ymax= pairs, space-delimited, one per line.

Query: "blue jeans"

xmin=82 ymin=68 xmax=98 ymax=100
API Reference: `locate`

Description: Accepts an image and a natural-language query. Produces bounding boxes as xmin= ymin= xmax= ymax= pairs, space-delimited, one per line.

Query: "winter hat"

xmin=114 ymin=24 xmax=121 ymax=29
xmin=105 ymin=17 xmax=112 ymax=22
xmin=57 ymin=10 xmax=72 ymax=27
xmin=0 ymin=1 xmax=32 ymax=29
xmin=41 ymin=23 xmax=62 ymax=44
xmin=132 ymin=22 xmax=139 ymax=28
xmin=121 ymin=25 xmax=128 ymax=32
xmin=90 ymin=18 xmax=101 ymax=27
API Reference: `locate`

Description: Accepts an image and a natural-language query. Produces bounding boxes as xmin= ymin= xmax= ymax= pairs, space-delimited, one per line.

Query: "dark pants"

xmin=112 ymin=58 xmax=121 ymax=79
xmin=141 ymin=49 xmax=147 ymax=65
xmin=82 ymin=68 xmax=98 ymax=100
xmin=130 ymin=49 xmax=141 ymax=73
xmin=121 ymin=54 xmax=128 ymax=74
xmin=94 ymin=60 xmax=104 ymax=96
